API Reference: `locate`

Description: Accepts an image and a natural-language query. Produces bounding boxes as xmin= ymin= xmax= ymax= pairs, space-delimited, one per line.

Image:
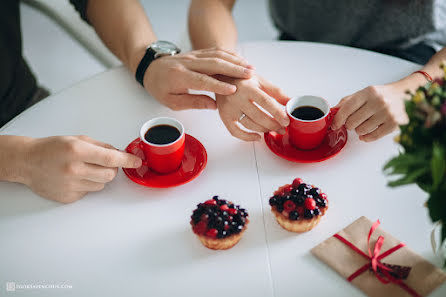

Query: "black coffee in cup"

xmin=144 ymin=125 xmax=181 ymax=145
xmin=291 ymin=106 xmax=325 ymax=120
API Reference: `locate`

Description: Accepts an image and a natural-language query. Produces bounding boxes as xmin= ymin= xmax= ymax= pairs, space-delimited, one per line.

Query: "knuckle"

xmin=64 ymin=163 xmax=80 ymax=176
xmin=367 ymin=85 xmax=379 ymax=96
xmin=77 ymin=135 xmax=90 ymax=142
xmin=167 ymin=65 xmax=184 ymax=77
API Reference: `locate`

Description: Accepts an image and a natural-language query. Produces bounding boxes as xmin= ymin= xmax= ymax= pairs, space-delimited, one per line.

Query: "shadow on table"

xmin=0 ymin=182 xmax=59 ymax=218
xmin=135 ymin=211 xmax=267 ymax=272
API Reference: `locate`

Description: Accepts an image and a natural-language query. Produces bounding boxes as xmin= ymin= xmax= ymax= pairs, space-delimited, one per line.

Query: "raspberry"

xmin=220 ymin=204 xmax=229 ymax=211
xmin=292 ymin=178 xmax=303 ymax=188
xmin=205 ymin=199 xmax=217 ymax=206
xmin=228 ymin=208 xmax=237 ymax=215
xmin=283 ymin=200 xmax=296 ymax=212
xmin=304 ymin=198 xmax=316 ymax=210
xmin=193 ymin=221 xmax=207 ymax=235
xmin=205 ymin=228 xmax=218 ymax=238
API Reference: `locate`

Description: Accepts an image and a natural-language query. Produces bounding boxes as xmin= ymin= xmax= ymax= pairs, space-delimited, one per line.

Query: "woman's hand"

xmin=331 ymin=84 xmax=409 ymax=142
xmin=216 ymin=75 xmax=290 ymax=141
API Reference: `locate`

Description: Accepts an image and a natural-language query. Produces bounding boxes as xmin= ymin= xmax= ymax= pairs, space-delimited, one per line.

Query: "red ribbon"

xmin=333 ymin=220 xmax=421 ymax=297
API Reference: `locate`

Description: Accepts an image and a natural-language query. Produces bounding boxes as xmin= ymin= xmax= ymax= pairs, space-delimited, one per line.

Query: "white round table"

xmin=1 ymin=41 xmax=444 ymax=297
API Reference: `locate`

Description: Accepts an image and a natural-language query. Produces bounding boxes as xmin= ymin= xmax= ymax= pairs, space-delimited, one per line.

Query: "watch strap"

xmin=135 ymin=47 xmax=157 ymax=87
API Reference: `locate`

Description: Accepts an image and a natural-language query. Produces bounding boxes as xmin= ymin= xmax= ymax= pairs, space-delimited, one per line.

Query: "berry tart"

xmin=269 ymin=178 xmax=328 ymax=233
xmin=191 ymin=196 xmax=249 ymax=250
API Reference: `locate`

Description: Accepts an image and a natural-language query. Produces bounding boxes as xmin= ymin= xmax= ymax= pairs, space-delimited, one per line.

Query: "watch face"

xmin=151 ymin=41 xmax=180 ymax=55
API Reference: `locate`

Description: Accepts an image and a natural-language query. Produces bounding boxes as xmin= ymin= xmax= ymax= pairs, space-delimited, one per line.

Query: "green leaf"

xmin=387 ymin=167 xmax=429 ymax=187
xmin=426 ymin=190 xmax=446 ymax=222
xmin=383 ymin=153 xmax=426 ymax=175
xmin=431 ymin=142 xmax=445 ymax=189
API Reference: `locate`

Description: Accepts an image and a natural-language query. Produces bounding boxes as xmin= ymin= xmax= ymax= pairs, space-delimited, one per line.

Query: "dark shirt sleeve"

xmin=69 ymin=0 xmax=90 ymax=23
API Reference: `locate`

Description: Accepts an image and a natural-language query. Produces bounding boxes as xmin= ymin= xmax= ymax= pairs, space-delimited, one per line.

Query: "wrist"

xmin=0 ymin=136 xmax=34 ymax=185
xmin=390 ymin=72 xmax=430 ymax=95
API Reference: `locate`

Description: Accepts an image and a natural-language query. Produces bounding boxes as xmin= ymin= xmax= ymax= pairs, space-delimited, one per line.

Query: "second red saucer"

xmin=264 ymin=127 xmax=348 ymax=163
xmin=123 ymin=135 xmax=207 ymax=188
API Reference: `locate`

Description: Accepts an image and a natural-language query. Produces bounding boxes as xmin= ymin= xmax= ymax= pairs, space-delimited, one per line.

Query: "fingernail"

xmin=281 ymin=117 xmax=290 ymax=127
xmin=244 ymin=68 xmax=254 ymax=76
xmin=134 ymin=159 xmax=142 ymax=168
xmin=228 ymin=85 xmax=237 ymax=93
xmin=247 ymin=64 xmax=255 ymax=70
xmin=277 ymin=128 xmax=286 ymax=135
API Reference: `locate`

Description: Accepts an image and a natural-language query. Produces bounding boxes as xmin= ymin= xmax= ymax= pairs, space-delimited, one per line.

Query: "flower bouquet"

xmin=384 ymin=64 xmax=446 ymax=263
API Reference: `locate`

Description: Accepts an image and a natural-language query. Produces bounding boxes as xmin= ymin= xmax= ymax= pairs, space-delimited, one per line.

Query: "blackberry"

xmin=228 ymin=203 xmax=235 ymax=209
xmin=276 ymin=204 xmax=284 ymax=212
xmin=269 ymin=196 xmax=278 ymax=206
xmin=304 ymin=209 xmax=314 ymax=219
xmin=217 ymin=199 xmax=227 ymax=206
xmin=290 ymin=188 xmax=299 ymax=196
xmin=296 ymin=196 xmax=305 ymax=206
xmin=309 ymin=188 xmax=320 ymax=198
xmin=217 ymin=230 xmax=227 ymax=239
xmin=313 ymin=208 xmax=321 ymax=216
xmin=212 ymin=195 xmax=219 ymax=201
xmin=317 ymin=199 xmax=327 ymax=208
xmin=289 ymin=211 xmax=299 ymax=220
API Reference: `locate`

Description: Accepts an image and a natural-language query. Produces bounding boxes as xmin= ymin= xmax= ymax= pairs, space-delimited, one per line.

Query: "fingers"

xmin=198 ymin=48 xmax=251 ymax=68
xmin=240 ymin=100 xmax=284 ymax=132
xmin=239 ymin=115 xmax=269 ymax=133
xmin=82 ymin=143 xmax=142 ymax=168
xmin=77 ymin=180 xmax=106 ymax=192
xmin=259 ymin=77 xmax=290 ymax=105
xmin=77 ymin=135 xmax=116 ymax=150
xmin=225 ymin=120 xmax=261 ymax=141
xmin=355 ymin=113 xmax=386 ymax=136
xmin=80 ymin=164 xmax=118 ymax=183
xmin=184 ymin=70 xmax=237 ymax=95
xmin=344 ymin=103 xmax=376 ymax=130
xmin=187 ymin=58 xmax=253 ymax=79
xmin=166 ymin=94 xmax=217 ymax=110
xmin=359 ymin=122 xmax=396 ymax=142
xmin=251 ymin=90 xmax=289 ymax=127
xmin=332 ymin=95 xmax=367 ymax=130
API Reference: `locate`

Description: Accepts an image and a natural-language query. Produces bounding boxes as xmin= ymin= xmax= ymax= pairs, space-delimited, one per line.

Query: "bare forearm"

xmin=0 ymin=135 xmax=32 ymax=184
xmin=189 ymin=0 xmax=237 ymax=50
xmin=394 ymin=47 xmax=446 ymax=94
xmin=86 ymin=0 xmax=157 ymax=74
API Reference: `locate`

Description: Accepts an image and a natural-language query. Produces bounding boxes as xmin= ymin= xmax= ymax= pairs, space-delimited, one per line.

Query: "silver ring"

xmin=239 ymin=113 xmax=246 ymax=122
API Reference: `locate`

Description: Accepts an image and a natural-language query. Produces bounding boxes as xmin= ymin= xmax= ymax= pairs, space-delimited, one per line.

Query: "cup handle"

xmin=126 ymin=141 xmax=149 ymax=167
xmin=327 ymin=107 xmax=340 ymax=130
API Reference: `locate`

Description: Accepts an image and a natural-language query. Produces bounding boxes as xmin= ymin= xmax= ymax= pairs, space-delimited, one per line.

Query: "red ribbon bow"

xmin=333 ymin=220 xmax=421 ymax=297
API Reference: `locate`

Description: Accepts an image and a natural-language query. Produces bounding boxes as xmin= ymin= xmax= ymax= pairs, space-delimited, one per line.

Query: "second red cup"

xmin=138 ymin=117 xmax=185 ymax=174
xmin=286 ymin=95 xmax=338 ymax=150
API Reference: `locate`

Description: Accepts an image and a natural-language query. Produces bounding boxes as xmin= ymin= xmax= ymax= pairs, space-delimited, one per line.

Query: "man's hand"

xmin=331 ymin=84 xmax=408 ymax=142
xmin=216 ymin=75 xmax=290 ymax=141
xmin=22 ymin=135 xmax=142 ymax=203
xmin=143 ymin=47 xmax=255 ymax=111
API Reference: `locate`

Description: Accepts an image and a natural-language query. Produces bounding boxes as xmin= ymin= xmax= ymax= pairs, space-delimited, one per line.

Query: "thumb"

xmin=259 ymin=77 xmax=290 ymax=105
xmin=170 ymin=94 xmax=217 ymax=110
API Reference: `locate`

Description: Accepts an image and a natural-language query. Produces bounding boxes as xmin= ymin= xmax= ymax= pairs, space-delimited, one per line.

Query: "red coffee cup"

xmin=286 ymin=95 xmax=338 ymax=150
xmin=137 ymin=117 xmax=185 ymax=174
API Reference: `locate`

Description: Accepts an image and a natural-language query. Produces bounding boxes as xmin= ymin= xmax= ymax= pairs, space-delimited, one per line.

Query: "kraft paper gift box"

xmin=311 ymin=216 xmax=446 ymax=297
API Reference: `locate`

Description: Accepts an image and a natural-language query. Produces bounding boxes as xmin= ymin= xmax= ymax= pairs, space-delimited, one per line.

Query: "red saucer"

xmin=264 ymin=127 xmax=348 ymax=163
xmin=123 ymin=134 xmax=207 ymax=188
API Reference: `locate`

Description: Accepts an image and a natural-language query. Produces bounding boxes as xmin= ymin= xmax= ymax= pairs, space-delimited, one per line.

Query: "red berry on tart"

xmin=269 ymin=178 xmax=328 ymax=232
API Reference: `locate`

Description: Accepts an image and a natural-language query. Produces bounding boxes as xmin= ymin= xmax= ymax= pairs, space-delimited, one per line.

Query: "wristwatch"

xmin=135 ymin=40 xmax=181 ymax=87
